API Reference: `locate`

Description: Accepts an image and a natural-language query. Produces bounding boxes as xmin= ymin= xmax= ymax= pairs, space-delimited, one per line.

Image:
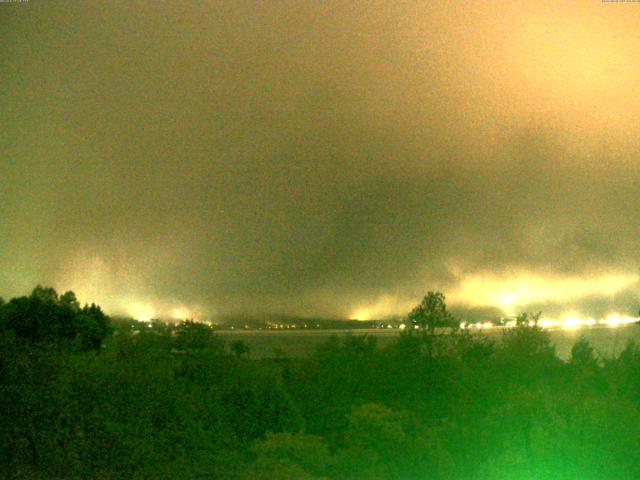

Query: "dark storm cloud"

xmin=2 ymin=1 xmax=639 ymax=319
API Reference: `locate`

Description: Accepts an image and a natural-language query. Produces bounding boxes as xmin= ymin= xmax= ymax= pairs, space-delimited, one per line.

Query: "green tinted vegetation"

xmin=1 ymin=287 xmax=639 ymax=479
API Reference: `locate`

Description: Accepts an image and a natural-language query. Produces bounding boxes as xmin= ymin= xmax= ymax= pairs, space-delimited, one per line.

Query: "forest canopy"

xmin=0 ymin=285 xmax=110 ymax=351
xmin=1 ymin=286 xmax=640 ymax=479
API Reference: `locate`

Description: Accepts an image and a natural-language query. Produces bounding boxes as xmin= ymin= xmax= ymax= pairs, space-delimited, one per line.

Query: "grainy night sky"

xmin=2 ymin=1 xmax=640 ymax=321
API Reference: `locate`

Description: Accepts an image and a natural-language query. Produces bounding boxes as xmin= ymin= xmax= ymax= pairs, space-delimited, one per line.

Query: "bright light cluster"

xmin=450 ymin=272 xmax=638 ymax=316
xmin=127 ymin=303 xmax=156 ymax=322
xmin=472 ymin=313 xmax=637 ymax=330
xmin=538 ymin=314 xmax=637 ymax=329
xmin=603 ymin=314 xmax=637 ymax=327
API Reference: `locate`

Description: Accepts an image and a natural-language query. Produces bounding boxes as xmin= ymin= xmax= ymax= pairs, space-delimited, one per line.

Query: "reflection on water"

xmin=542 ymin=324 xmax=639 ymax=360
xmin=218 ymin=324 xmax=640 ymax=360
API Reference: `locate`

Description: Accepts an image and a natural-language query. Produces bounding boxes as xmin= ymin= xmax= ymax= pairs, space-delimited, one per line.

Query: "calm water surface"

xmin=217 ymin=324 xmax=640 ymax=360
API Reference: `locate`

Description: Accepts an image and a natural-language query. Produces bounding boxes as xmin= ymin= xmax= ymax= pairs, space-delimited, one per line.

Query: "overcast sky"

xmin=2 ymin=0 xmax=640 ymax=321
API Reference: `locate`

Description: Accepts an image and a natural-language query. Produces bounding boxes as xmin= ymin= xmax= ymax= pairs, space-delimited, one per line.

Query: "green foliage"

xmin=0 ymin=286 xmax=110 ymax=352
xmin=231 ymin=339 xmax=251 ymax=358
xmin=454 ymin=329 xmax=496 ymax=365
xmin=173 ymin=320 xmax=222 ymax=353
xmin=407 ymin=291 xmax=459 ymax=334
xmin=515 ymin=311 xmax=541 ymax=327
xmin=337 ymin=403 xmax=412 ymax=478
xmin=494 ymin=323 xmax=561 ymax=386
xmin=3 ymin=287 xmax=640 ymax=479
xmin=76 ymin=304 xmax=111 ymax=351
xmin=59 ymin=290 xmax=81 ymax=311
xmin=246 ymin=431 xmax=332 ymax=479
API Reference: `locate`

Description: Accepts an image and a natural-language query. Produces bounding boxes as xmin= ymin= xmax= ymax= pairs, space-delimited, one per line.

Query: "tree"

xmin=336 ymin=403 xmax=449 ymax=479
xmin=406 ymin=292 xmax=458 ymax=334
xmin=515 ymin=311 xmax=541 ymax=327
xmin=31 ymin=285 xmax=59 ymax=303
xmin=173 ymin=320 xmax=221 ymax=352
xmin=247 ymin=431 xmax=332 ymax=480
xmin=59 ymin=291 xmax=80 ymax=312
xmin=570 ymin=336 xmax=598 ymax=369
xmin=76 ymin=303 xmax=111 ymax=350
xmin=0 ymin=287 xmax=110 ymax=351
xmin=495 ymin=313 xmax=559 ymax=385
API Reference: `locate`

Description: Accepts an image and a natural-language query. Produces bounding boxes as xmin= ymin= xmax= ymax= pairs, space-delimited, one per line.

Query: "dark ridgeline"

xmin=2 ymin=287 xmax=640 ymax=479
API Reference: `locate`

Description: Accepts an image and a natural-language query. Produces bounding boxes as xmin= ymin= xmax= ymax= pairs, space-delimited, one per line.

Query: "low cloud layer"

xmin=2 ymin=1 xmax=639 ymax=320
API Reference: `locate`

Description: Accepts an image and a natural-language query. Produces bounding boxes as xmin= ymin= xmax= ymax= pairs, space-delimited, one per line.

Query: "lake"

xmin=216 ymin=324 xmax=640 ymax=360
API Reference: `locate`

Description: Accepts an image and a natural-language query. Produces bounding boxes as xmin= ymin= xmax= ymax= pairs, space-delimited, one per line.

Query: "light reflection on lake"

xmin=217 ymin=324 xmax=640 ymax=360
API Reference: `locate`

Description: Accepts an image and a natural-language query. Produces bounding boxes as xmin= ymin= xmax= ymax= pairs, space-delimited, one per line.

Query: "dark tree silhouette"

xmin=515 ymin=311 xmax=541 ymax=327
xmin=0 ymin=286 xmax=110 ymax=351
xmin=173 ymin=320 xmax=221 ymax=352
xmin=59 ymin=290 xmax=80 ymax=312
xmin=406 ymin=291 xmax=458 ymax=334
